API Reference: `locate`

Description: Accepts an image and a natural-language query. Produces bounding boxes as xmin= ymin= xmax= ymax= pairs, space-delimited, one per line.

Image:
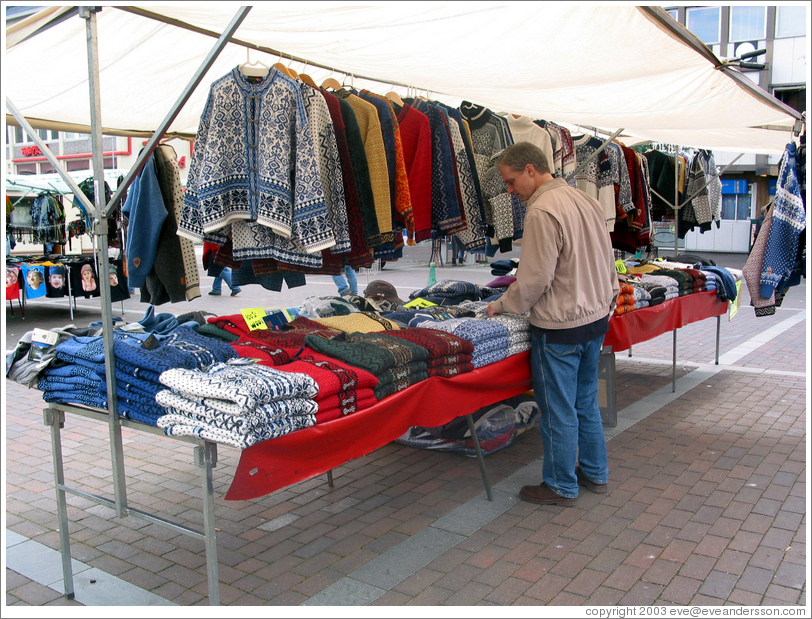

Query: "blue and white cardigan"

xmin=179 ymin=67 xmax=335 ymax=262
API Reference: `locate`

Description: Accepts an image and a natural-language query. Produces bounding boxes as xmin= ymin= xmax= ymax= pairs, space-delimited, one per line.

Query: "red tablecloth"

xmin=226 ymin=292 xmax=728 ymax=500
xmin=602 ymin=291 xmax=728 ymax=352
xmin=226 ymin=352 xmax=533 ymax=500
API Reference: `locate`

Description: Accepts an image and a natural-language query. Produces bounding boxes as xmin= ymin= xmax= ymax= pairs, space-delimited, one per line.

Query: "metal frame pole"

xmin=465 ymin=414 xmax=493 ymax=501
xmin=195 ymin=442 xmax=221 ymax=606
xmin=715 ymin=315 xmax=721 ymax=365
xmin=80 ymin=5 xmax=128 ymax=517
xmin=44 ymin=407 xmax=75 ymax=600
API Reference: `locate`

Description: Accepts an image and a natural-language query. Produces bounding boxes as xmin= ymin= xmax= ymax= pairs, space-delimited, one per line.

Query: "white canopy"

xmin=4 ymin=3 xmax=803 ymax=154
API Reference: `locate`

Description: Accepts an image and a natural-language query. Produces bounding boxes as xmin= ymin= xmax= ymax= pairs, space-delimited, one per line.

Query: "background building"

xmin=663 ymin=5 xmax=807 ymax=253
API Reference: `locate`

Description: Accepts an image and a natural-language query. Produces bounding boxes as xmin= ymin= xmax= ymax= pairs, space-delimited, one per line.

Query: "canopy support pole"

xmin=81 ymin=4 xmax=128 ymax=518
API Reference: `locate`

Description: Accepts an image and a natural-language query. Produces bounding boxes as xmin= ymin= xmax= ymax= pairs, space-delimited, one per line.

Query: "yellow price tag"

xmin=403 ymin=297 xmax=437 ymax=308
xmin=241 ymin=308 xmax=268 ymax=330
xmin=615 ymin=259 xmax=627 ymax=274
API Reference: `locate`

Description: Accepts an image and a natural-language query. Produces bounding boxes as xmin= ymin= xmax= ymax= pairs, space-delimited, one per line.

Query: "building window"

xmin=14 ymin=126 xmax=33 ymax=144
xmin=686 ymin=6 xmax=720 ymax=44
xmin=720 ymin=181 xmax=753 ymax=221
xmin=15 ymin=163 xmax=37 ymax=175
xmin=39 ymin=161 xmax=56 ymax=174
xmin=38 ymin=129 xmax=59 ymax=141
xmin=774 ymin=88 xmax=806 ymax=116
xmin=775 ymin=6 xmax=807 ymax=38
xmin=64 ymin=132 xmax=88 ymax=140
xmin=66 ymin=159 xmax=91 ymax=172
xmin=730 ymin=6 xmax=766 ymax=42
xmin=665 ymin=8 xmax=678 ymax=21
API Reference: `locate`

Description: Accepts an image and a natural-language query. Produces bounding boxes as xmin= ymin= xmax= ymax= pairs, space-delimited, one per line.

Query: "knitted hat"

xmin=364 ymin=280 xmax=403 ymax=304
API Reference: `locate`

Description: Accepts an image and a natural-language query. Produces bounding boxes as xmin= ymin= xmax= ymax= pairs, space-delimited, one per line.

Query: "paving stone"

xmin=698 ymin=570 xmax=739 ymax=599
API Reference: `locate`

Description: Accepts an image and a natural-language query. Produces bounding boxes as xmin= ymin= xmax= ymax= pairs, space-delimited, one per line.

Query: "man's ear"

xmin=525 ymin=164 xmax=536 ymax=177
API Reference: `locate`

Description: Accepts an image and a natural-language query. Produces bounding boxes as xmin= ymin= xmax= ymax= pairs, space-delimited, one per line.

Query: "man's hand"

xmin=485 ymin=302 xmax=498 ymax=317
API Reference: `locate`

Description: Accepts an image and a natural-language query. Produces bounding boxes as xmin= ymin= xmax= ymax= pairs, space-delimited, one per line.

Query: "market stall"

xmin=4 ymin=5 xmax=802 ymax=606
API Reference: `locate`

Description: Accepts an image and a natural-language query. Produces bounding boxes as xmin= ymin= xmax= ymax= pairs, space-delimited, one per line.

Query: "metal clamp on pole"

xmin=91 ymin=217 xmax=108 ymax=237
xmin=194 ymin=442 xmax=218 ymax=469
xmin=43 ymin=407 xmax=66 ymax=428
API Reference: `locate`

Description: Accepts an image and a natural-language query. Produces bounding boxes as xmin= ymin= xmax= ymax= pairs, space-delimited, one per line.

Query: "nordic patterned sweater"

xmin=761 ymin=143 xmax=805 ymax=298
xmin=179 ymin=67 xmax=334 ymax=257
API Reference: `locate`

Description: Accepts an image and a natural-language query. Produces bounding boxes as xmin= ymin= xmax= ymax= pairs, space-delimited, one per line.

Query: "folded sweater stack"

xmin=655 ymin=269 xmax=694 ymax=296
xmin=481 ymin=313 xmax=531 ymax=356
xmin=639 ymin=274 xmax=681 ymax=302
xmin=408 ymin=280 xmax=483 ymax=305
xmin=383 ymin=327 xmax=476 ymax=378
xmin=304 ymin=331 xmax=430 ymax=400
xmin=410 ymin=316 xmax=511 ymax=368
xmin=274 ymin=353 xmax=379 ymax=421
xmin=155 ymin=361 xmax=319 ymax=448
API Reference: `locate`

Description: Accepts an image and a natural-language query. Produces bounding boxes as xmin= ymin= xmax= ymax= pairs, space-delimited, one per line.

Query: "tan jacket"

xmin=490 ymin=178 xmax=619 ymax=330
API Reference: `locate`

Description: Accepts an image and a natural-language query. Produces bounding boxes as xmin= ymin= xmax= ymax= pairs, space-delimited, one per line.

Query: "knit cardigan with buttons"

xmin=180 ymin=67 xmax=334 ymax=258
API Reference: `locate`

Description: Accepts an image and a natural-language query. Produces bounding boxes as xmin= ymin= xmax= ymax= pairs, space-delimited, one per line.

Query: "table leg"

xmin=44 ymin=407 xmax=75 ymax=600
xmin=465 ymin=414 xmax=492 ymax=501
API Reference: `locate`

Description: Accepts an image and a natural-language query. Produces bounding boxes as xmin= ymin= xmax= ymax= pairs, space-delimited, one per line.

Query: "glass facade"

xmin=775 ymin=6 xmax=806 ymax=38
xmin=686 ymin=6 xmax=720 ymax=44
xmin=730 ymin=6 xmax=766 ymax=42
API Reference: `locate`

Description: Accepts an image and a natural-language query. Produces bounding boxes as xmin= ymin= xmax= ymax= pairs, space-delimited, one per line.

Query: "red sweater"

xmin=396 ymin=103 xmax=434 ymax=242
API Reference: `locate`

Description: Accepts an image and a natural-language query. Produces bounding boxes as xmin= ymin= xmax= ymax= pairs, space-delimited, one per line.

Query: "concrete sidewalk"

xmin=4 ymin=248 xmax=808 ymax=609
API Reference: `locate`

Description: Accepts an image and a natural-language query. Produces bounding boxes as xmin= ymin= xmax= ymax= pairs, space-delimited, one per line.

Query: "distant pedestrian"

xmin=209 ymin=266 xmax=241 ymax=297
xmin=451 ymin=235 xmax=466 ymax=265
xmin=332 ymin=264 xmax=358 ymax=296
xmin=203 ymin=242 xmax=241 ymax=296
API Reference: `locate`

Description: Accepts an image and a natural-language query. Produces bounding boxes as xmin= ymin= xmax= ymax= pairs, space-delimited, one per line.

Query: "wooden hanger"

xmin=272 ymin=62 xmax=294 ymax=79
xmin=299 ymin=73 xmax=318 ymax=88
xmin=385 ymin=90 xmax=404 ymax=106
xmin=321 ymin=77 xmax=342 ymax=90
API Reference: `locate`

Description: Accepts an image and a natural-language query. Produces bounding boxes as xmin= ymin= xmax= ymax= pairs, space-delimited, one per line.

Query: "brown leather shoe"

xmin=519 ymin=482 xmax=578 ymax=506
xmin=576 ymin=467 xmax=608 ymax=494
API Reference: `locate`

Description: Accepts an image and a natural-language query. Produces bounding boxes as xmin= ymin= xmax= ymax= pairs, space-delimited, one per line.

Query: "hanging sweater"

xmin=180 ymin=67 xmax=334 ymax=256
xmin=336 ymin=90 xmax=393 ymax=247
xmin=408 ymin=98 xmax=465 ymax=234
xmin=320 ymin=89 xmax=374 ymax=267
xmin=395 ymin=102 xmax=433 ymax=243
xmin=121 ymin=152 xmax=168 ymax=288
xmin=761 ymin=143 xmax=805 ymax=298
xmin=298 ymin=82 xmax=351 ymax=255
xmin=361 ymin=91 xmax=415 ymax=241
xmin=506 ymin=115 xmax=555 ymax=172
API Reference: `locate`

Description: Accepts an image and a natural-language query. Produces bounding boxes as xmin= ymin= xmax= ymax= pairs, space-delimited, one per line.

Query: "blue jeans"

xmin=530 ymin=331 xmax=608 ymax=499
xmin=332 ymin=265 xmax=357 ymax=295
xmin=212 ymin=267 xmax=240 ymax=294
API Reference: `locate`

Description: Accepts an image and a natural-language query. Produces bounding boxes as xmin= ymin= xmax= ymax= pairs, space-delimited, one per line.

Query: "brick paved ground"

xmin=4 ymin=249 xmax=807 ymax=608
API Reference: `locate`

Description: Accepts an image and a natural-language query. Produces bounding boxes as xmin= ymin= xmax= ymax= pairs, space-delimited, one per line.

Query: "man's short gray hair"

xmin=496 ymin=141 xmax=552 ymax=175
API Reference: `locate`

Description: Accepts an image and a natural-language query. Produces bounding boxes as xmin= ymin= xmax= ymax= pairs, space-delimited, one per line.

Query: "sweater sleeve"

xmin=291 ymin=92 xmax=335 ymax=254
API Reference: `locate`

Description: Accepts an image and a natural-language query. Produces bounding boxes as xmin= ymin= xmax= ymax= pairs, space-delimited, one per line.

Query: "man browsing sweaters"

xmin=486 ymin=142 xmax=619 ymax=506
